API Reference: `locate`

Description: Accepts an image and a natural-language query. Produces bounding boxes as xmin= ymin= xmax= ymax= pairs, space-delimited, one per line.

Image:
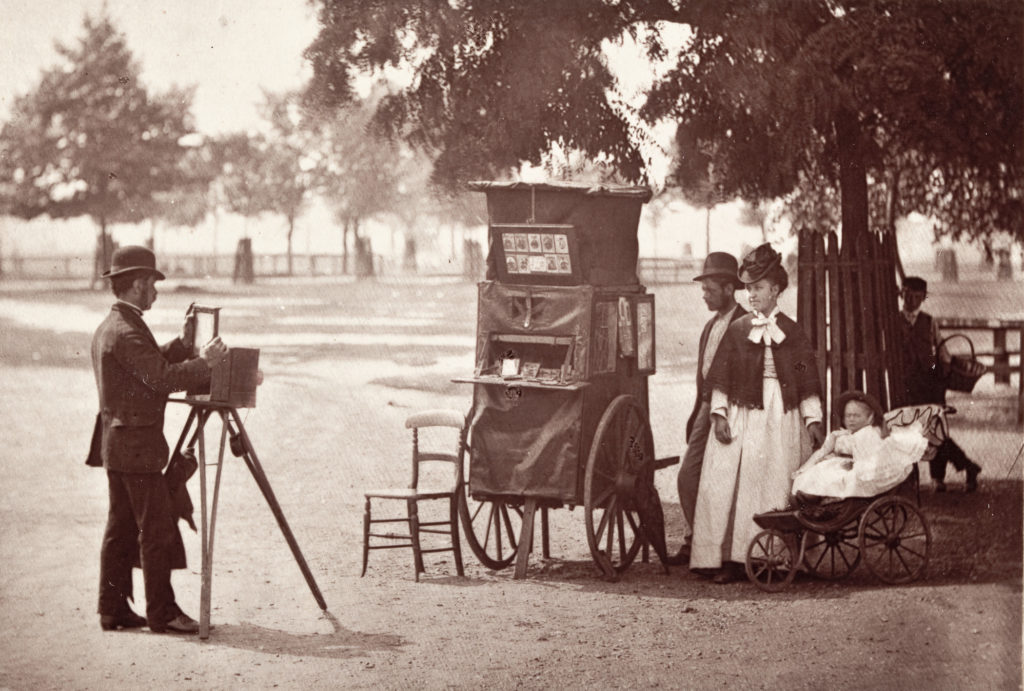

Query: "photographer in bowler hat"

xmin=88 ymin=246 xmax=227 ymax=633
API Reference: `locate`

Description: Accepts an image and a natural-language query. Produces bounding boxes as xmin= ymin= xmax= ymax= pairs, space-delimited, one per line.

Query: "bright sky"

xmin=0 ymin=0 xmax=319 ymax=134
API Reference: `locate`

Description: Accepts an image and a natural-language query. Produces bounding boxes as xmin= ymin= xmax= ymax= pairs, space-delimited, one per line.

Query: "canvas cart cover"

xmin=470 ymin=180 xmax=652 ymax=287
xmin=474 ymin=282 xmax=593 ymax=378
xmin=468 ymin=282 xmax=596 ymax=502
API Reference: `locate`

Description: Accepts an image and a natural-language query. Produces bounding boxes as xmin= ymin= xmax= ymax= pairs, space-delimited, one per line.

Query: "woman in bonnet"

xmin=690 ymin=244 xmax=825 ymax=583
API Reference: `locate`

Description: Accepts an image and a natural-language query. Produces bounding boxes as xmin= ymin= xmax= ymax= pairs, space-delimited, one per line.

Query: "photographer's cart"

xmin=455 ymin=181 xmax=675 ymax=580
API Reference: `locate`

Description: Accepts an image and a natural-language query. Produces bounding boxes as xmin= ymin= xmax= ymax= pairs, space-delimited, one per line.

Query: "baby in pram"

xmin=791 ymin=391 xmax=928 ymax=501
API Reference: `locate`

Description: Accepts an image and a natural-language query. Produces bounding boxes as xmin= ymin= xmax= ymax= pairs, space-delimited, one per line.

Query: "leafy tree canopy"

xmin=0 ymin=13 xmax=197 ymax=230
xmin=304 ymin=0 xmax=1022 ymax=241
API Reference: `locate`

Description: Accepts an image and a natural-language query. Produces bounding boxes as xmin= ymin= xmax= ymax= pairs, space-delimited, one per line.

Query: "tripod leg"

xmin=227 ymin=409 xmax=327 ymax=610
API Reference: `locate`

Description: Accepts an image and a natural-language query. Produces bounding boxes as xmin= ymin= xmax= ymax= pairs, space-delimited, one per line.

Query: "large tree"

xmin=303 ymin=1 xmax=1022 ymax=248
xmin=0 ymin=13 xmax=199 ymax=286
xmin=260 ymin=92 xmax=317 ymax=276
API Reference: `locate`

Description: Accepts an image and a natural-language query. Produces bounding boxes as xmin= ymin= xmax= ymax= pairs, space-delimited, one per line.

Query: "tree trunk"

xmin=92 ymin=218 xmax=114 ymax=290
xmin=286 ymin=215 xmax=295 ymax=277
xmin=705 ymin=207 xmax=711 ymax=256
xmin=342 ymin=218 xmax=350 ymax=275
xmin=354 ymin=217 xmax=375 ymax=278
xmin=836 ymin=110 xmax=869 ymax=252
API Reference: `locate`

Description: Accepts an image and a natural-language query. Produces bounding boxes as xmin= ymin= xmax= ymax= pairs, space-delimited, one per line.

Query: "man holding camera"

xmin=89 ymin=246 xmax=227 ymax=633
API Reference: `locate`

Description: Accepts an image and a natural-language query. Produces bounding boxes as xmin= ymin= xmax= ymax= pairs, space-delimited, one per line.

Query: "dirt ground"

xmin=0 ymin=276 xmax=1021 ymax=690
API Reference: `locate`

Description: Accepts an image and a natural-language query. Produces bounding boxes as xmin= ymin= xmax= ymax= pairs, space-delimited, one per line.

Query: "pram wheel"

xmin=802 ymin=523 xmax=861 ymax=581
xmin=858 ymin=496 xmax=931 ymax=584
xmin=745 ymin=528 xmax=799 ymax=592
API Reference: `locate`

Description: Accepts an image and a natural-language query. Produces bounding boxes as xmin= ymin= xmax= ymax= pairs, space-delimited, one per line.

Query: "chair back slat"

xmin=417 ymin=452 xmax=458 ymax=464
xmin=407 ymin=410 xmax=467 ymax=491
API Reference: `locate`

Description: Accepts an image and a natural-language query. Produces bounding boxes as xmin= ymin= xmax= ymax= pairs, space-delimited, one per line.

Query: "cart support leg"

xmin=541 ymin=507 xmax=550 ymax=559
xmin=514 ymin=498 xmax=538 ymax=580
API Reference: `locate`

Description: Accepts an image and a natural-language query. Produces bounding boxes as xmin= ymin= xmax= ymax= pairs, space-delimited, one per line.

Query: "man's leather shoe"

xmin=664 ymin=543 xmax=691 ymax=566
xmin=150 ymin=613 xmax=200 ymax=634
xmin=965 ymin=462 xmax=981 ymax=492
xmin=712 ymin=563 xmax=744 ymax=584
xmin=100 ymin=610 xmax=147 ymax=631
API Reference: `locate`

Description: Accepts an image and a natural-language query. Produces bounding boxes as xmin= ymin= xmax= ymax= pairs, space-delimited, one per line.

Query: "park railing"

xmin=637 ymin=256 xmax=700 ymax=284
xmin=936 ymin=317 xmax=1024 ymax=426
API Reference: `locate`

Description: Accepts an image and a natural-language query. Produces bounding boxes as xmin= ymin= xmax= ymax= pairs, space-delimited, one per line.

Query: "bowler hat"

xmin=902 ymin=276 xmax=927 ymax=293
xmin=738 ymin=243 xmax=782 ymax=284
xmin=836 ymin=390 xmax=885 ymax=428
xmin=102 ymin=245 xmax=166 ymax=280
xmin=693 ymin=252 xmax=740 ymax=283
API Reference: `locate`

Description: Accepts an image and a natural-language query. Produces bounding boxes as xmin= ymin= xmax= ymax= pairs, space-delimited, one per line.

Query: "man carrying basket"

xmin=897 ymin=276 xmax=982 ymax=492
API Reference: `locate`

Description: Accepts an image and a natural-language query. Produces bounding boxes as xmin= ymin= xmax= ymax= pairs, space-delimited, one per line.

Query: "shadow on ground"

xmin=195 ymin=610 xmax=405 ymax=659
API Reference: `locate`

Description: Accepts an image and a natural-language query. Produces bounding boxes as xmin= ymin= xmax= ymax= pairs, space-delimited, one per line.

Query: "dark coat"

xmin=685 ymin=304 xmax=746 ymax=441
xmin=705 ymin=311 xmax=822 ymax=413
xmin=88 ymin=303 xmax=210 ymax=473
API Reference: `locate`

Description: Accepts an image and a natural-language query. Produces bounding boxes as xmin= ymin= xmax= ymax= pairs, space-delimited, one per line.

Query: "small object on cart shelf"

xmin=521 ymin=362 xmax=541 ymax=379
xmin=500 ymin=357 xmax=521 ymax=377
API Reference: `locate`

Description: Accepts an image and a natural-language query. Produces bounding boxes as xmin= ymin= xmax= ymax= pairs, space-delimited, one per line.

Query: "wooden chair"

xmin=361 ymin=409 xmax=466 ymax=580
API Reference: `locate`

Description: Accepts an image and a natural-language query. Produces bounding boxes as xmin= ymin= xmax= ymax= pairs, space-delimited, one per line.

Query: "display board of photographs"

xmin=494 ymin=225 xmax=579 ymax=285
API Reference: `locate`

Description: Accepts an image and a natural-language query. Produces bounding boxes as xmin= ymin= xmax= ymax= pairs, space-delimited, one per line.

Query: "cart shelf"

xmin=451 ymin=376 xmax=590 ymax=391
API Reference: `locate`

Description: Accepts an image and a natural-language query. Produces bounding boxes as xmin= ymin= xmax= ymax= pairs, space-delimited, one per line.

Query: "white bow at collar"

xmin=748 ymin=308 xmax=786 ymax=346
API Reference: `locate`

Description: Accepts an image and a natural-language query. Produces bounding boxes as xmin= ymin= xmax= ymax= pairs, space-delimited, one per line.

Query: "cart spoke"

xmin=605 ymin=500 xmax=618 ymax=557
xmin=499 ymin=505 xmax=518 ymax=551
xmin=593 ymin=485 xmax=615 ymax=508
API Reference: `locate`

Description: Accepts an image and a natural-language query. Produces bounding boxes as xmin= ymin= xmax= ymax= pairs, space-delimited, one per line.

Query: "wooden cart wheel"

xmin=584 ymin=395 xmax=650 ymax=579
xmin=745 ymin=528 xmax=799 ymax=592
xmin=456 ymin=441 xmax=522 ymax=569
xmin=858 ymin=495 xmax=931 ymax=584
xmin=802 ymin=523 xmax=862 ymax=580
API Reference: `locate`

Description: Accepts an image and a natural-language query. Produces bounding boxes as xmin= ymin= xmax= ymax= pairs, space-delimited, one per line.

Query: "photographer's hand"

xmin=200 ymin=336 xmax=228 ymax=366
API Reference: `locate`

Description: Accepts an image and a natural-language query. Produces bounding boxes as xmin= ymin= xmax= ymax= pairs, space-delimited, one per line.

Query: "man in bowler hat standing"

xmin=89 ymin=246 xmax=227 ymax=633
xmin=667 ymin=252 xmax=746 ymax=565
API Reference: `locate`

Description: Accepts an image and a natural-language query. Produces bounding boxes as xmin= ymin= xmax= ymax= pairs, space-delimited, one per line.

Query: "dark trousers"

xmin=99 ymin=471 xmax=182 ymax=625
xmin=678 ymin=401 xmax=712 ymax=541
xmin=928 ymin=438 xmax=975 ymax=481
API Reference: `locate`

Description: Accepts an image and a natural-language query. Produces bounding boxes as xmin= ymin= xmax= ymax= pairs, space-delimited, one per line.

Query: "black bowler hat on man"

xmin=902 ymin=276 xmax=928 ymax=294
xmin=102 ymin=245 xmax=166 ymax=280
xmin=693 ymin=251 xmax=740 ymax=283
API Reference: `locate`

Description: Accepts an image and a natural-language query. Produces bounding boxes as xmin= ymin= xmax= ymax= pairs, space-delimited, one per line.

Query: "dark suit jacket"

xmin=89 ymin=303 xmax=211 ymax=473
xmin=686 ymin=304 xmax=746 ymax=442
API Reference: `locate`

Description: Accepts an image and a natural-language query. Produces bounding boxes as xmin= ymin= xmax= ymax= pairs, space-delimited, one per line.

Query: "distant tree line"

xmin=0 ymin=13 xmax=484 ymax=286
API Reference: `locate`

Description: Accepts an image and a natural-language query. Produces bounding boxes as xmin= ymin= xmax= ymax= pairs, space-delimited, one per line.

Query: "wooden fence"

xmin=797 ymin=229 xmax=905 ymax=428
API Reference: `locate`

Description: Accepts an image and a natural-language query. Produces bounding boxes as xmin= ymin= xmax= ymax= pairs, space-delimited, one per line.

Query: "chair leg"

xmin=408 ymin=499 xmax=425 ymax=581
xmin=450 ymin=495 xmax=464 ymax=577
xmin=361 ymin=496 xmax=371 ymax=577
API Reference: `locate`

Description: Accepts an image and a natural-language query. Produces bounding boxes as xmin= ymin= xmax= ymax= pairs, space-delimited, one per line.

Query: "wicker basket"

xmin=939 ymin=333 xmax=988 ymax=393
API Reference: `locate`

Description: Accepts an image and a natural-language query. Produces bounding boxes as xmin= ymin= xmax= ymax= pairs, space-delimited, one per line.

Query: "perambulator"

xmin=744 ymin=404 xmax=951 ymax=592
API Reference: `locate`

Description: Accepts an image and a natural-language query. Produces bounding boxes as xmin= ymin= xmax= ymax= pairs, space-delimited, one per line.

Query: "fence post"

xmin=993 ymin=327 xmax=1010 ymax=384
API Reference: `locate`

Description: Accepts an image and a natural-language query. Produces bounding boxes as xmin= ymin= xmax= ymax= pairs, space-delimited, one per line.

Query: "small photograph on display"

xmin=519 ymin=255 xmax=530 ymax=272
xmin=541 ymin=234 xmax=554 ymax=251
xmin=557 ymin=256 xmax=572 ymax=273
xmin=545 ymin=254 xmax=558 ymax=272
xmin=506 ymin=256 xmax=519 ymax=273
xmin=502 ymin=234 xmax=516 ymax=252
xmin=528 ymin=255 xmax=548 ymax=272
xmin=555 ymin=234 xmax=568 ymax=252
xmin=515 ymin=234 xmax=529 ymax=251
xmin=528 ymin=234 xmax=541 ymax=252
